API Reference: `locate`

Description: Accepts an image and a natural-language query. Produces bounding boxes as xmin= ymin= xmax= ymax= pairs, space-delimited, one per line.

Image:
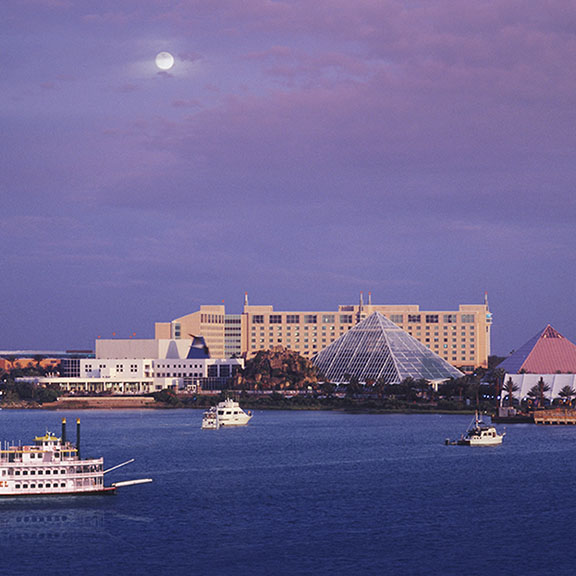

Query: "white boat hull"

xmin=467 ymin=435 xmax=504 ymax=446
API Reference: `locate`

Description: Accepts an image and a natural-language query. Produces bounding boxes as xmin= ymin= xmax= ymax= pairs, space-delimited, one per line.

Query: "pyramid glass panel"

xmin=313 ymin=312 xmax=463 ymax=384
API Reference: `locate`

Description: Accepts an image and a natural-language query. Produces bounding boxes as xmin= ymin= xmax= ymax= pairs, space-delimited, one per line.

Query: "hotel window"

xmin=461 ymin=314 xmax=475 ymax=323
xmin=304 ymin=315 xmax=317 ymax=324
xmin=408 ymin=315 xmax=421 ymax=323
xmin=426 ymin=315 xmax=439 ymax=323
xmin=252 ymin=315 xmax=264 ymax=324
xmin=340 ymin=315 xmax=353 ymax=324
xmin=390 ymin=315 xmax=403 ymax=324
xmin=444 ymin=314 xmax=458 ymax=323
xmin=322 ymin=315 xmax=335 ymax=323
xmin=286 ymin=315 xmax=300 ymax=324
xmin=269 ymin=315 xmax=282 ymax=324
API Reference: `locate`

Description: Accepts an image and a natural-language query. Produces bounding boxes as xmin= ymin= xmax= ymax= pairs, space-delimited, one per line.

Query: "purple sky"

xmin=2 ymin=1 xmax=575 ymax=357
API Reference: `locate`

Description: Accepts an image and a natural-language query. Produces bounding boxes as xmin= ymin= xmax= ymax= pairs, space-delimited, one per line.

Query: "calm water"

xmin=1 ymin=409 xmax=576 ymax=576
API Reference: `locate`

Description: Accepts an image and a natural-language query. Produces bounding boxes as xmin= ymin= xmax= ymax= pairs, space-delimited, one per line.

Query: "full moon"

xmin=155 ymin=51 xmax=175 ymax=71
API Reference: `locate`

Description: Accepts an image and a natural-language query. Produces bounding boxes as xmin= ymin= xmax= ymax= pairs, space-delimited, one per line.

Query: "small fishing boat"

xmin=0 ymin=418 xmax=152 ymax=497
xmin=445 ymin=412 xmax=505 ymax=446
xmin=202 ymin=398 xmax=253 ymax=429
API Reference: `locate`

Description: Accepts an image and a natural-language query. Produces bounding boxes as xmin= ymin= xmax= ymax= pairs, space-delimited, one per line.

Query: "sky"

xmin=1 ymin=0 xmax=574 ymax=357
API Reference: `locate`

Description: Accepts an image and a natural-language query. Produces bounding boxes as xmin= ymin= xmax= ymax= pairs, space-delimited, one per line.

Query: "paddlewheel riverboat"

xmin=0 ymin=418 xmax=152 ymax=497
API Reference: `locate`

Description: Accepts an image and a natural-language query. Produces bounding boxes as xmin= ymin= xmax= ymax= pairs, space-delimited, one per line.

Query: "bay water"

xmin=1 ymin=409 xmax=575 ymax=576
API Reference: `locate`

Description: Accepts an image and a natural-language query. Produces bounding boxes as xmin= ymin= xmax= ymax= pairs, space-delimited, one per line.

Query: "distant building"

xmin=313 ymin=312 xmax=463 ymax=384
xmin=155 ymin=293 xmax=492 ymax=370
xmin=497 ymin=325 xmax=576 ymax=374
xmin=17 ymin=337 xmax=243 ymax=395
xmin=0 ymin=350 xmax=92 ymax=373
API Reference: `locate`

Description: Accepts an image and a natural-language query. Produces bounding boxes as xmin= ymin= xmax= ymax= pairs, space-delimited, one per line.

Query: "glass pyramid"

xmin=313 ymin=312 xmax=463 ymax=384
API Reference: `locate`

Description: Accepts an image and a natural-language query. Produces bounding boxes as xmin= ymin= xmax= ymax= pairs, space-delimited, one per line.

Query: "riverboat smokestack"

xmin=76 ymin=418 xmax=81 ymax=458
xmin=61 ymin=418 xmax=66 ymax=444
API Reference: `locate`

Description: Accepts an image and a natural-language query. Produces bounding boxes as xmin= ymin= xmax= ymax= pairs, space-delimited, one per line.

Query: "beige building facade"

xmin=155 ymin=295 xmax=492 ymax=370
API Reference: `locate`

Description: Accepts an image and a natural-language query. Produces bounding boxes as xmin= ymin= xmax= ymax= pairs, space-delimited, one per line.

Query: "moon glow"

xmin=155 ymin=51 xmax=175 ymax=71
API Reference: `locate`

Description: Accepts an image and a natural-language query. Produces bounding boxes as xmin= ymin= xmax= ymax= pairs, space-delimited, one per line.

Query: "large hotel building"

xmin=155 ymin=294 xmax=492 ymax=371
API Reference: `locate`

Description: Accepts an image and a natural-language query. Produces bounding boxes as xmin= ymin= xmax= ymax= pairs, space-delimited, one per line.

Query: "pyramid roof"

xmin=313 ymin=312 xmax=463 ymax=384
xmin=186 ymin=336 xmax=210 ymax=359
xmin=498 ymin=325 xmax=576 ymax=374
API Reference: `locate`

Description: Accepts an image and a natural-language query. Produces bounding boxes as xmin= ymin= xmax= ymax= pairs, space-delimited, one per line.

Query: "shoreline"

xmin=1 ymin=395 xmax=480 ymax=415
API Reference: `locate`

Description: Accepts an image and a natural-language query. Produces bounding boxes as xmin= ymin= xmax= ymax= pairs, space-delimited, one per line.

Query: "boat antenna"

xmin=76 ymin=418 xmax=81 ymax=458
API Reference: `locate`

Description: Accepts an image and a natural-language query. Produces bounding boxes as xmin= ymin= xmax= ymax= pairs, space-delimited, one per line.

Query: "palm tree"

xmin=528 ymin=377 xmax=551 ymax=408
xmin=502 ymin=377 xmax=519 ymax=407
xmin=558 ymin=385 xmax=576 ymax=407
xmin=346 ymin=376 xmax=363 ymax=398
xmin=373 ymin=378 xmax=386 ymax=399
xmin=492 ymin=368 xmax=506 ymax=402
xmin=320 ymin=381 xmax=336 ymax=398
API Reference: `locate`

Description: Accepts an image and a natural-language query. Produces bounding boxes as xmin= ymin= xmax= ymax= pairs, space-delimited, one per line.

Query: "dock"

xmin=533 ymin=409 xmax=576 ymax=425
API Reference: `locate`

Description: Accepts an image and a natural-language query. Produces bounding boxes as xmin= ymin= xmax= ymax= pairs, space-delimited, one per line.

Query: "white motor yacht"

xmin=202 ymin=399 xmax=252 ymax=429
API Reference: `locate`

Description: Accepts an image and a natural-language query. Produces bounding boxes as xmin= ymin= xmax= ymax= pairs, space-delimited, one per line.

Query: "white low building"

xmin=18 ymin=338 xmax=243 ymax=395
xmin=503 ymin=373 xmax=576 ymax=404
